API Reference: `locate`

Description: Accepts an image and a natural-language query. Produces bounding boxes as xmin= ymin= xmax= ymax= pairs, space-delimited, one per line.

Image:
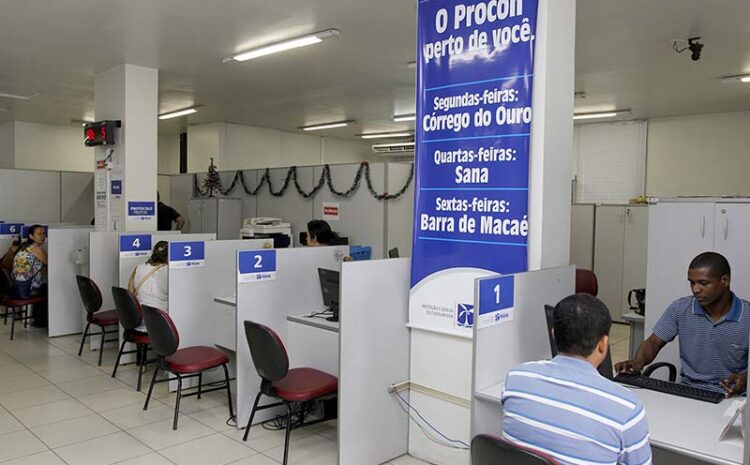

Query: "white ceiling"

xmin=0 ymin=0 xmax=748 ymax=138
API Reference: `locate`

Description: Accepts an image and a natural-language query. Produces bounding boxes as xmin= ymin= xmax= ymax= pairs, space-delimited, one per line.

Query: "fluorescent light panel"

xmin=0 ymin=92 xmax=37 ymax=100
xmin=573 ymin=109 xmax=630 ymax=121
xmin=158 ymin=106 xmax=201 ymax=120
xmin=740 ymin=75 xmax=750 ymax=83
xmin=228 ymin=29 xmax=339 ymax=63
xmin=372 ymin=142 xmax=415 ymax=149
xmin=392 ymin=114 xmax=416 ymax=122
xmin=300 ymin=120 xmax=352 ymax=131
xmin=360 ymin=132 xmax=413 ymax=139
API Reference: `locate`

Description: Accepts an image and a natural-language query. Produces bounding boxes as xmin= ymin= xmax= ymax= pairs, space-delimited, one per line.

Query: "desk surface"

xmin=622 ymin=312 xmax=645 ymax=323
xmin=214 ymin=296 xmax=237 ymax=307
xmin=287 ymin=313 xmax=339 ymax=333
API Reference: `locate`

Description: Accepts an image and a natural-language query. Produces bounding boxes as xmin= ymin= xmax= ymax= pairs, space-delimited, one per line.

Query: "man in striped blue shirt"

xmin=502 ymin=294 xmax=651 ymax=465
xmin=616 ymin=252 xmax=749 ymax=396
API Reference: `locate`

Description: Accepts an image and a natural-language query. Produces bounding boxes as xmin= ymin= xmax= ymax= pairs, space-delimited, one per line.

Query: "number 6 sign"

xmin=238 ymin=250 xmax=277 ymax=283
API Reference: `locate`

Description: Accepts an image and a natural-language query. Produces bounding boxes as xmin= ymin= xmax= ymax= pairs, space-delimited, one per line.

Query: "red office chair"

xmin=76 ymin=276 xmax=119 ymax=366
xmin=471 ymin=434 xmax=561 ymax=465
xmin=0 ymin=269 xmax=45 ymax=340
xmin=242 ymin=320 xmax=338 ymax=465
xmin=141 ymin=305 xmax=233 ymax=430
xmin=575 ymin=269 xmax=599 ymax=296
xmin=111 ymin=287 xmax=151 ymax=391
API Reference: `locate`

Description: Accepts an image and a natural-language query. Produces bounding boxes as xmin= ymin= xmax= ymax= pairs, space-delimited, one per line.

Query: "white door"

xmin=645 ymin=202 xmax=715 ymax=371
xmin=621 ymin=206 xmax=649 ymax=319
xmin=594 ymin=206 xmax=626 ymax=321
xmin=714 ymin=203 xmax=750 ymax=300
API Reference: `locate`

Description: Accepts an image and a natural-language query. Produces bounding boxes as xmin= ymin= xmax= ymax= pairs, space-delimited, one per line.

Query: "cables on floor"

xmin=390 ymin=389 xmax=470 ymax=450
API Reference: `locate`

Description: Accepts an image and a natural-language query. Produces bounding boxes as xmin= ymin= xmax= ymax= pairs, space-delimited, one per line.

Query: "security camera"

xmin=688 ymin=37 xmax=704 ymax=61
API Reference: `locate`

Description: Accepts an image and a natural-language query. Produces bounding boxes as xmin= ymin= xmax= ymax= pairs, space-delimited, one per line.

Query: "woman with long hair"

xmin=128 ymin=241 xmax=169 ymax=331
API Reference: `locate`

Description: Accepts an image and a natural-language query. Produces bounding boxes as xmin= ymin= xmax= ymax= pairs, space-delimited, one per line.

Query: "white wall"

xmin=158 ymin=134 xmax=180 ymax=175
xmin=13 ymin=122 xmax=92 ymax=172
xmin=646 ymin=111 xmax=750 ymax=197
xmin=0 ymin=122 xmax=13 ymax=168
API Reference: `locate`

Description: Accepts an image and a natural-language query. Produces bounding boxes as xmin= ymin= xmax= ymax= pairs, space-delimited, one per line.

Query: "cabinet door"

xmin=202 ymin=199 xmax=218 ymax=234
xmin=714 ymin=204 xmax=750 ymax=300
xmin=594 ymin=206 xmax=626 ymax=321
xmin=570 ymin=204 xmax=595 ymax=270
xmin=621 ymin=206 xmax=648 ymax=320
xmin=217 ymin=199 xmax=242 ymax=240
xmin=187 ymin=200 xmax=203 ymax=233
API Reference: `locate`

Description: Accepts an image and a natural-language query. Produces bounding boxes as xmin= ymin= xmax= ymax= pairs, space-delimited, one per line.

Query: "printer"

xmin=240 ymin=218 xmax=293 ymax=248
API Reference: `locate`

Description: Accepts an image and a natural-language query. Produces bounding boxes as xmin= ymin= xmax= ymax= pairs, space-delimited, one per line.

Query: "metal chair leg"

xmin=282 ymin=402 xmax=293 ymax=465
xmin=173 ymin=375 xmax=183 ymax=430
xmin=97 ymin=325 xmax=106 ymax=366
xmin=78 ymin=322 xmax=91 ymax=356
xmin=143 ymin=366 xmax=159 ymax=410
xmin=197 ymin=373 xmax=203 ymax=399
xmin=111 ymin=340 xmax=126 ymax=377
xmin=222 ymin=364 xmax=234 ymax=420
xmin=23 ymin=305 xmax=28 ymax=328
xmin=136 ymin=344 xmax=145 ymax=392
xmin=10 ymin=307 xmax=16 ymax=340
xmin=242 ymin=391 xmax=263 ymax=442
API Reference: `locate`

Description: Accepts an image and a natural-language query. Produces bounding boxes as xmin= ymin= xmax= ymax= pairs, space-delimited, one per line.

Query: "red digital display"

xmin=83 ymin=121 xmax=119 ymax=147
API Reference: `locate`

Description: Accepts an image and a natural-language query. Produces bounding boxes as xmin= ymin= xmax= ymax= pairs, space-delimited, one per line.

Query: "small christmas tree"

xmin=202 ymin=158 xmax=223 ymax=197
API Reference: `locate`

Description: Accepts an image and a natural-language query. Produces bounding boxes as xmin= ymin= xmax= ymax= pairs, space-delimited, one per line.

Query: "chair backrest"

xmin=111 ymin=286 xmax=143 ymax=331
xmin=141 ymin=305 xmax=180 ymax=357
xmin=575 ymin=269 xmax=598 ymax=296
xmin=0 ymin=269 xmax=11 ymax=298
xmin=243 ymin=320 xmax=289 ymax=382
xmin=471 ymin=435 xmax=560 ymax=465
xmin=76 ymin=275 xmax=102 ymax=315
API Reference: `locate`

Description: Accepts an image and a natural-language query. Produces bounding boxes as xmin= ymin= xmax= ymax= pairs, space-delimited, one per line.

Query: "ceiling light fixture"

xmin=359 ymin=132 xmax=413 ymax=139
xmin=225 ymin=29 xmax=340 ymax=63
xmin=0 ymin=92 xmax=38 ymax=100
xmin=158 ymin=105 xmax=202 ymax=120
xmin=392 ymin=114 xmax=416 ymax=122
xmin=372 ymin=142 xmax=415 ymax=150
xmin=573 ymin=109 xmax=631 ymax=121
xmin=300 ymin=120 xmax=352 ymax=131
xmin=742 ymin=76 xmax=750 ymax=83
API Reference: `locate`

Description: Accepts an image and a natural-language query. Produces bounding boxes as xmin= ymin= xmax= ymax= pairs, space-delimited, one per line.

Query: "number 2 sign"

xmin=238 ymin=250 xmax=277 ymax=283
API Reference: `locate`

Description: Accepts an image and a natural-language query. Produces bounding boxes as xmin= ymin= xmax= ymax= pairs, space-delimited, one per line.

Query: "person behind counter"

xmin=305 ymin=219 xmax=339 ymax=246
xmin=11 ymin=225 xmax=48 ymax=327
xmin=128 ymin=241 xmax=169 ymax=332
xmin=157 ymin=192 xmax=186 ymax=231
xmin=502 ymin=294 xmax=651 ymax=465
xmin=616 ymin=252 xmax=750 ymax=397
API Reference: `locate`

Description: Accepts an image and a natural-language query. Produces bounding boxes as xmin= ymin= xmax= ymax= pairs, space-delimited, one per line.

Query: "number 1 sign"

xmin=478 ymin=275 xmax=515 ymax=329
xmin=238 ymin=250 xmax=277 ymax=283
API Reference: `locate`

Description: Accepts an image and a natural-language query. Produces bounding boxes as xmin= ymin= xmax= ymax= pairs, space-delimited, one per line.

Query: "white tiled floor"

xmin=0 ymin=322 xmax=433 ymax=465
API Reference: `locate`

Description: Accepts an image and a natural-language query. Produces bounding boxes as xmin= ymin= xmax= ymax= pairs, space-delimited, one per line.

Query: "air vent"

xmin=371 ymin=142 xmax=415 ymax=156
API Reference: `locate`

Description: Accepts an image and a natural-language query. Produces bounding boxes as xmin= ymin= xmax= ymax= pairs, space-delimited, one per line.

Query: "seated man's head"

xmin=688 ymin=252 xmax=731 ymax=307
xmin=553 ymin=294 xmax=612 ymax=368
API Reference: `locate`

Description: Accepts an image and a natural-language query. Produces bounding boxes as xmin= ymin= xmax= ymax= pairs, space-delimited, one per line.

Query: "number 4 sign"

xmin=238 ymin=250 xmax=277 ymax=283
xmin=169 ymin=242 xmax=206 ymax=269
xmin=477 ymin=275 xmax=515 ymax=329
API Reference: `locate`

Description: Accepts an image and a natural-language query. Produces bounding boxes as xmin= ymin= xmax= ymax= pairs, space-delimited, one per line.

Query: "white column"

xmin=94 ymin=64 xmax=158 ymax=232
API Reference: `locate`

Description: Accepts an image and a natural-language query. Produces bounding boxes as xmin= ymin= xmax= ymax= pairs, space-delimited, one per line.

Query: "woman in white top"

xmin=128 ymin=241 xmax=169 ymax=332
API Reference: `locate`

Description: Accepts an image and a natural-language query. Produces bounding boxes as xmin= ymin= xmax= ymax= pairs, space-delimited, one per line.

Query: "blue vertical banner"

xmin=410 ymin=0 xmax=538 ymax=334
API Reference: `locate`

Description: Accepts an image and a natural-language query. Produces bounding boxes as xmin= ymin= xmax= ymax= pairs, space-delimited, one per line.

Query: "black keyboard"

xmin=614 ymin=373 xmax=725 ymax=404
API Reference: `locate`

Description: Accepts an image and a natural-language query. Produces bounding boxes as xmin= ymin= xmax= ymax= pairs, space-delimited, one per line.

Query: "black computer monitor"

xmin=544 ymin=304 xmax=613 ymax=380
xmin=318 ymin=268 xmax=340 ymax=322
xmin=388 ymin=247 xmax=400 ymax=258
xmin=329 ymin=236 xmax=349 ymax=246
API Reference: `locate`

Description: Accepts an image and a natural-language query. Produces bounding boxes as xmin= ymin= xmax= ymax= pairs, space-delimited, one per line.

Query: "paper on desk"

xmin=719 ymin=398 xmax=746 ymax=441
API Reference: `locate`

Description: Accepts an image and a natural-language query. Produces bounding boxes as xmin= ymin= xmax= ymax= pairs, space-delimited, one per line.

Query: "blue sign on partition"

xmin=478 ymin=275 xmax=515 ymax=328
xmin=169 ymin=241 xmax=206 ymax=269
xmin=119 ymin=234 xmax=152 ymax=258
xmin=409 ymin=0 xmax=538 ymax=332
xmin=127 ymin=201 xmax=155 ymax=218
xmin=238 ymin=250 xmax=277 ymax=283
xmin=0 ymin=223 xmax=23 ymax=237
xmin=111 ymin=180 xmax=122 ymax=195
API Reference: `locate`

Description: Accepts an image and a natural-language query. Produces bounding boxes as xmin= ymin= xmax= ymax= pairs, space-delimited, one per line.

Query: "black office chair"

xmin=111 ymin=287 xmax=151 ymax=391
xmin=471 ymin=434 xmax=561 ymax=465
xmin=76 ymin=276 xmax=119 ymax=366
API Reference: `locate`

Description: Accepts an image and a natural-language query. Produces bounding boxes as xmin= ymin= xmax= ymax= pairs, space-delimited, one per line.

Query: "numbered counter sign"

xmin=169 ymin=241 xmax=205 ymax=269
xmin=238 ymin=250 xmax=276 ymax=283
xmin=119 ymin=234 xmax=152 ymax=258
xmin=0 ymin=223 xmax=23 ymax=237
xmin=478 ymin=275 xmax=515 ymax=329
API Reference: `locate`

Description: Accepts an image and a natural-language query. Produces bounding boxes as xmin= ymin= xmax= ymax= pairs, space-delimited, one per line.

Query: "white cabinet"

xmin=187 ymin=198 xmax=241 ymax=240
xmin=593 ymin=205 xmax=648 ymax=322
xmin=570 ymin=204 xmax=595 ymax=270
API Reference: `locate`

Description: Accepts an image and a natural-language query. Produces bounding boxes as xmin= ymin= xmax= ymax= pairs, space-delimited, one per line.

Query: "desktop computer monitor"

xmin=544 ymin=304 xmax=613 ymax=380
xmin=318 ymin=268 xmax=340 ymax=322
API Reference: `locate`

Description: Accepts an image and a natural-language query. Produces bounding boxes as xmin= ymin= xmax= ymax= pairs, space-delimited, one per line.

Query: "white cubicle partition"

xmin=470 ymin=266 xmax=574 ymax=438
xmin=47 ymin=227 xmax=94 ymax=337
xmin=235 ymin=246 xmax=346 ymax=427
xmin=338 ymin=258 xmax=410 ymax=465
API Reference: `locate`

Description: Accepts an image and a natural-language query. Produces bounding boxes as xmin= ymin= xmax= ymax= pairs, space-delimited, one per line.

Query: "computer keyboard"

xmin=614 ymin=373 xmax=725 ymax=404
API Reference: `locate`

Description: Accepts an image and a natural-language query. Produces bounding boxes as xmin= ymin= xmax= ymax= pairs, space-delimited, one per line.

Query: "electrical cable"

xmin=391 ymin=389 xmax=470 ymax=449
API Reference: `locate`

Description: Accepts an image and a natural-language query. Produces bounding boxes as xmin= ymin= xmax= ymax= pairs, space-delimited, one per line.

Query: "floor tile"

xmin=77 ymin=387 xmax=146 ymax=412
xmin=0 ymin=385 xmax=71 ymax=411
xmin=0 ymin=373 xmax=51 ymax=394
xmin=128 ymin=416 xmax=216 ymax=450
xmin=0 ymin=430 xmax=48 ymax=462
xmin=223 ymin=424 xmax=313 ymax=453
xmin=53 ymin=431 xmax=153 ymax=465
xmin=264 ymin=435 xmax=337 ymax=465
xmin=160 ymin=433 xmax=256 ymax=465
xmin=227 ymin=456 xmax=279 ymax=465
xmin=188 ymin=405 xmax=235 ymax=432
xmin=57 ymin=375 xmax=127 ymax=397
xmin=0 ymin=411 xmax=26 ymax=435
xmin=13 ymin=398 xmax=93 ymax=428
xmin=40 ymin=364 xmax=105 ymax=383
xmin=0 ymin=363 xmax=36 ymax=377
xmin=99 ymin=401 xmax=175 ymax=430
xmin=0 ymin=450 xmax=68 ymax=465
xmin=31 ymin=413 xmax=120 ymax=448
xmin=389 ymin=455 xmax=434 ymax=465
xmin=112 ymin=453 xmax=177 ymax=465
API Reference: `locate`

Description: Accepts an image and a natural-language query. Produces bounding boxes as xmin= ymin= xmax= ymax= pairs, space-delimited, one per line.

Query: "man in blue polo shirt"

xmin=502 ymin=294 xmax=651 ymax=465
xmin=616 ymin=252 xmax=750 ymax=396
